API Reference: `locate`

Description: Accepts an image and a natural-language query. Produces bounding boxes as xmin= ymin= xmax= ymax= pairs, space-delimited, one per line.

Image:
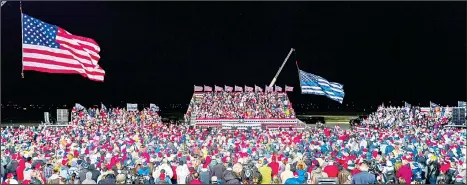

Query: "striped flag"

xmin=255 ymin=85 xmax=263 ymax=92
xmin=225 ymin=85 xmax=233 ymax=92
xmin=275 ymin=85 xmax=282 ymax=92
xmin=21 ymin=14 xmax=105 ymax=81
xmin=285 ymin=85 xmax=294 ymax=92
xmin=265 ymin=86 xmax=273 ymax=92
xmin=215 ymin=85 xmax=223 ymax=92
xmin=298 ymin=70 xmax=344 ymax=103
xmin=234 ymin=85 xmax=243 ymax=92
xmin=430 ymin=102 xmax=439 ymax=108
xmin=194 ymin=85 xmax=203 ymax=92
xmin=75 ymin=103 xmax=85 ymax=111
xmin=204 ymin=85 xmax=212 ymax=92
xmin=245 ymin=85 xmax=253 ymax=92
xmin=101 ymin=103 xmax=107 ymax=111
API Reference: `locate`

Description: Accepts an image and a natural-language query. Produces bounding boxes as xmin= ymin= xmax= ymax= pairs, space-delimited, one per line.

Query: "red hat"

xmin=203 ymin=163 xmax=208 ymax=169
xmin=293 ymin=172 xmax=298 ymax=177
xmin=159 ymin=173 xmax=166 ymax=180
xmin=62 ymin=159 xmax=68 ymax=166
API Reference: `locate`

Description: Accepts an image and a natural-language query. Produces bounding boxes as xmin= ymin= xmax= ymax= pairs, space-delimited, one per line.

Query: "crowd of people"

xmin=358 ymin=106 xmax=450 ymax=129
xmin=186 ymin=92 xmax=296 ymax=119
xmin=0 ymin=104 xmax=466 ymax=184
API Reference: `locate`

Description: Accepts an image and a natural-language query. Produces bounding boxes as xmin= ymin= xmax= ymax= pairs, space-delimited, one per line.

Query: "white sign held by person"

xmin=127 ymin=103 xmax=138 ymax=111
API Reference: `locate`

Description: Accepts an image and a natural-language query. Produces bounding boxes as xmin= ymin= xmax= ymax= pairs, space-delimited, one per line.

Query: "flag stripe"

xmin=299 ymin=70 xmax=344 ymax=103
xmin=23 ymin=63 xmax=104 ymax=81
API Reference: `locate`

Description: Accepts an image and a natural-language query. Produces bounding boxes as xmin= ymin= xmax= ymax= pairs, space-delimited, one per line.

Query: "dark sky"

xmin=2 ymin=2 xmax=466 ymax=107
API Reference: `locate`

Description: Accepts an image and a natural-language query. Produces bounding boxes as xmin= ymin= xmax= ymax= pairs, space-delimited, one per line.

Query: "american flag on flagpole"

xmin=204 ymin=85 xmax=212 ymax=92
xmin=265 ymin=85 xmax=273 ymax=92
xmin=275 ymin=85 xmax=282 ymax=92
xmin=225 ymin=85 xmax=233 ymax=92
xmin=21 ymin=14 xmax=105 ymax=81
xmin=194 ymin=85 xmax=203 ymax=92
xmin=245 ymin=85 xmax=253 ymax=92
xmin=215 ymin=85 xmax=223 ymax=92
xmin=234 ymin=85 xmax=243 ymax=92
xmin=285 ymin=85 xmax=294 ymax=92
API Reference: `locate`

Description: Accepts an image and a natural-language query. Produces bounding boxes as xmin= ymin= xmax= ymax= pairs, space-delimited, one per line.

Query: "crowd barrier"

xmin=195 ymin=118 xmax=301 ymax=130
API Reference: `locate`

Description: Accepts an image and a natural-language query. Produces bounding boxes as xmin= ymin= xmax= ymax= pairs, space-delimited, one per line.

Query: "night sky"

xmin=2 ymin=2 xmax=466 ymax=107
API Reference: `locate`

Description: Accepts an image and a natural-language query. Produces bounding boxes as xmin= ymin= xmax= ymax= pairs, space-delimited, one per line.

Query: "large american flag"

xmin=22 ymin=14 xmax=105 ymax=81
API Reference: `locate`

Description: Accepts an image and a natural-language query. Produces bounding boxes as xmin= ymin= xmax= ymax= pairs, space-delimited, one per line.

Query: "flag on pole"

xmin=275 ymin=85 xmax=282 ymax=92
xmin=150 ymin=103 xmax=159 ymax=111
xmin=21 ymin=14 xmax=105 ymax=81
xmin=215 ymin=85 xmax=223 ymax=92
xmin=404 ymin=102 xmax=412 ymax=108
xmin=285 ymin=85 xmax=294 ymax=92
xmin=225 ymin=85 xmax=233 ymax=92
xmin=194 ymin=85 xmax=203 ymax=92
xmin=101 ymin=103 xmax=107 ymax=111
xmin=234 ymin=85 xmax=243 ymax=92
xmin=204 ymin=85 xmax=212 ymax=92
xmin=265 ymin=86 xmax=273 ymax=92
xmin=298 ymin=70 xmax=344 ymax=103
xmin=75 ymin=103 xmax=85 ymax=111
xmin=245 ymin=85 xmax=253 ymax=92
xmin=430 ymin=102 xmax=439 ymax=108
xmin=255 ymin=85 xmax=263 ymax=92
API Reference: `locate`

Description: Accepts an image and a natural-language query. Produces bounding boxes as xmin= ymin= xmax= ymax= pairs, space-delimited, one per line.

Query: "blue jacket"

xmin=352 ymin=171 xmax=376 ymax=184
xmin=284 ymin=177 xmax=302 ymax=184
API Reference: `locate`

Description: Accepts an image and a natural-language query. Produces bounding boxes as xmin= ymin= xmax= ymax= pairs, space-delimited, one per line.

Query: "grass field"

xmin=324 ymin=115 xmax=357 ymax=123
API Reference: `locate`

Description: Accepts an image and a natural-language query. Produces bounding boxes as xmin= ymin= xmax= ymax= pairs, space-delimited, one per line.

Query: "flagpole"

xmin=269 ymin=48 xmax=294 ymax=87
xmin=20 ymin=1 xmax=24 ymax=78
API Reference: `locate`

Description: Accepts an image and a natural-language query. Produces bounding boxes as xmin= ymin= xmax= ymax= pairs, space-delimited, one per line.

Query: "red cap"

xmin=293 ymin=172 xmax=298 ymax=177
xmin=7 ymin=173 xmax=14 ymax=178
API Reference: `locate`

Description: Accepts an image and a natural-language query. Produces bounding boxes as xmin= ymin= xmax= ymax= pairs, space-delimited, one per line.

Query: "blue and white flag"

xmin=75 ymin=103 xmax=85 ymax=111
xmin=430 ymin=102 xmax=439 ymax=108
xmin=299 ymin=70 xmax=345 ymax=103
xmin=150 ymin=103 xmax=160 ymax=111
xmin=405 ymin=102 xmax=412 ymax=108
xmin=101 ymin=103 xmax=107 ymax=111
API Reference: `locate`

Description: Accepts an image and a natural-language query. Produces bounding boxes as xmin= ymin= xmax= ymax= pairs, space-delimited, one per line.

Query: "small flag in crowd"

xmin=225 ymin=85 xmax=233 ymax=92
xmin=255 ymin=85 xmax=263 ymax=92
xmin=265 ymin=86 xmax=273 ymax=92
xmin=235 ymin=85 xmax=243 ymax=92
xmin=430 ymin=101 xmax=439 ymax=108
xmin=75 ymin=103 xmax=85 ymax=111
xmin=194 ymin=85 xmax=203 ymax=92
xmin=298 ymin=69 xmax=344 ymax=103
xmin=275 ymin=85 xmax=282 ymax=92
xmin=215 ymin=85 xmax=223 ymax=92
xmin=204 ymin=85 xmax=212 ymax=92
xmin=285 ymin=85 xmax=294 ymax=92
xmin=21 ymin=14 xmax=105 ymax=81
xmin=405 ymin=102 xmax=412 ymax=108
xmin=150 ymin=103 xmax=159 ymax=111
xmin=101 ymin=103 xmax=107 ymax=111
xmin=245 ymin=85 xmax=253 ymax=92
